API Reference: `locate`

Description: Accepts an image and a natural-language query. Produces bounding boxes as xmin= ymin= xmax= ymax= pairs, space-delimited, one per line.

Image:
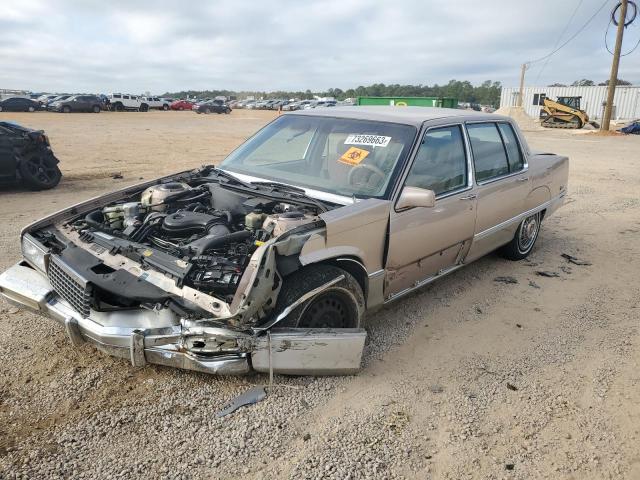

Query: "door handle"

xmin=459 ymin=194 xmax=477 ymax=200
xmin=517 ymin=177 xmax=529 ymax=182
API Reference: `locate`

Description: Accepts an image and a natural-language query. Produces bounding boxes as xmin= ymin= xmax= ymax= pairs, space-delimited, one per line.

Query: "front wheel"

xmin=62 ymin=106 xmax=71 ymax=113
xmin=28 ymin=106 xmax=35 ymax=112
xmin=162 ymin=104 xmax=169 ymax=110
xmin=500 ymin=212 xmax=542 ymax=260
xmin=92 ymin=105 xmax=101 ymax=113
xmin=274 ymin=265 xmax=365 ymax=328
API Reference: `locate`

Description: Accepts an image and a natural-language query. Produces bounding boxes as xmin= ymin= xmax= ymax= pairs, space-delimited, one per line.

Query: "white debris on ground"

xmin=494 ymin=106 xmax=544 ymax=131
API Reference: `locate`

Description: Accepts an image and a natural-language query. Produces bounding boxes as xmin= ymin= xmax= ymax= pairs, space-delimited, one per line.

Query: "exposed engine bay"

xmin=28 ymin=167 xmax=330 ymax=326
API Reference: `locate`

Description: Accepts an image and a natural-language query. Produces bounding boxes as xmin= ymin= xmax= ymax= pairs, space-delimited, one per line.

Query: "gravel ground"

xmin=0 ymin=111 xmax=639 ymax=479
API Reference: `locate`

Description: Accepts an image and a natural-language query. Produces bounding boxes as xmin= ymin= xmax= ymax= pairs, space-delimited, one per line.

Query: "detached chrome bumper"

xmin=0 ymin=263 xmax=367 ymax=376
xmin=0 ymin=262 xmax=250 ymax=375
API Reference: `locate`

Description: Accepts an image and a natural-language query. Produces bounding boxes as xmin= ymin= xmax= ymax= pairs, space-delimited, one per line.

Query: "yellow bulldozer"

xmin=539 ymin=96 xmax=599 ymax=129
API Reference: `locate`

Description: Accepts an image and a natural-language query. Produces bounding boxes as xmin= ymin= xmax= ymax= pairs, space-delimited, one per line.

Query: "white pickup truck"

xmin=142 ymin=96 xmax=170 ymax=110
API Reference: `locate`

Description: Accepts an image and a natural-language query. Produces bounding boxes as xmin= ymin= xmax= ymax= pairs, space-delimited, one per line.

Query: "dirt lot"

xmin=0 ymin=110 xmax=639 ymax=480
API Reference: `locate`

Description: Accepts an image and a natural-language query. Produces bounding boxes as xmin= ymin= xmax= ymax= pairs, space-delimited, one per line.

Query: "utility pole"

xmin=517 ymin=63 xmax=528 ymax=107
xmin=602 ymin=0 xmax=628 ymax=131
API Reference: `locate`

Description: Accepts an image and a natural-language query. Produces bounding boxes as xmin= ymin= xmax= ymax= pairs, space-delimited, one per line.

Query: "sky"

xmin=1 ymin=0 xmax=639 ymax=94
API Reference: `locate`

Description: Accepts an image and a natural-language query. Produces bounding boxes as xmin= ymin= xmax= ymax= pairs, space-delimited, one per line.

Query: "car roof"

xmin=286 ymin=106 xmax=507 ymax=127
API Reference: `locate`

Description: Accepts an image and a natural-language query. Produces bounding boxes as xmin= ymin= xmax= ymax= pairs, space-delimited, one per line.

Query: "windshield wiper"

xmin=208 ymin=168 xmax=256 ymax=189
xmin=251 ymin=181 xmax=330 ymax=212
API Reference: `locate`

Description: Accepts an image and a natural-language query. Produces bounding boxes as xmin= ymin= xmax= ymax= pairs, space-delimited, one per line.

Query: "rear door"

xmin=465 ymin=121 xmax=530 ymax=261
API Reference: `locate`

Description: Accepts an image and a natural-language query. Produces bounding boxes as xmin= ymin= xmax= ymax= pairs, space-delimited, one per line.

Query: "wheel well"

xmin=321 ymin=257 xmax=368 ymax=300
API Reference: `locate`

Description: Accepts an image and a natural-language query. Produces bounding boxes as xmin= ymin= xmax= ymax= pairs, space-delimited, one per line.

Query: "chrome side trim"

xmin=384 ymin=264 xmax=465 ymax=304
xmin=253 ymin=274 xmax=345 ymax=331
xmin=367 ymin=269 xmax=385 ymax=279
xmin=474 ymin=193 xmax=563 ymax=241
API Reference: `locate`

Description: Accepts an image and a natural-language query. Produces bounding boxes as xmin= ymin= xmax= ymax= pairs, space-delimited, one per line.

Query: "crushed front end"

xmin=0 ymin=167 xmax=367 ymax=375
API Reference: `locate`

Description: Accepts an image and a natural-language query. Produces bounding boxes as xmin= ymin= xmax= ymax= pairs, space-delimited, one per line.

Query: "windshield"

xmin=220 ymin=114 xmax=417 ymax=199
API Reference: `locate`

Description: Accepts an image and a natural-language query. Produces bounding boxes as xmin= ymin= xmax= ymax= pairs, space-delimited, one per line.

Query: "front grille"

xmin=47 ymin=256 xmax=92 ymax=317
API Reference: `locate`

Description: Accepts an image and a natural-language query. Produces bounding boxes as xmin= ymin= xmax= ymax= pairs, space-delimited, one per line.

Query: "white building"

xmin=500 ymin=86 xmax=640 ymax=121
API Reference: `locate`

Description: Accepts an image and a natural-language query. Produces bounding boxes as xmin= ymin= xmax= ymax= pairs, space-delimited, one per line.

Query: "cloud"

xmin=0 ymin=0 xmax=637 ymax=94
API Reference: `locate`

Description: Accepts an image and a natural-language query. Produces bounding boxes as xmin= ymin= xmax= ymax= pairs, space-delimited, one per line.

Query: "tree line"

xmin=551 ymin=78 xmax=633 ymax=87
xmin=164 ymin=79 xmax=503 ymax=106
xmin=163 ymin=78 xmax=635 ymax=105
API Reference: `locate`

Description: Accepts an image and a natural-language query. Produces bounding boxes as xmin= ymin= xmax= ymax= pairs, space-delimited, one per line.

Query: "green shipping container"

xmin=356 ymin=96 xmax=457 ymax=108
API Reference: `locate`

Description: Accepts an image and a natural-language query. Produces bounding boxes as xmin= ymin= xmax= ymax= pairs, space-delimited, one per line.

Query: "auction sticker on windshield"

xmin=339 ymin=147 xmax=370 ymax=166
xmin=345 ymin=134 xmax=391 ymax=148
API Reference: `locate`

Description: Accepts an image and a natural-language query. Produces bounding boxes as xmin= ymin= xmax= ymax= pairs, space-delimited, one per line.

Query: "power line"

xmin=605 ymin=0 xmax=640 ymax=55
xmin=528 ymin=0 xmax=610 ymax=65
xmin=534 ymin=0 xmax=584 ymax=84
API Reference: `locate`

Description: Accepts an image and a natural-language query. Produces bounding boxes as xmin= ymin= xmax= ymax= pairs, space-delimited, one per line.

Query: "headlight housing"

xmin=21 ymin=235 xmax=47 ymax=273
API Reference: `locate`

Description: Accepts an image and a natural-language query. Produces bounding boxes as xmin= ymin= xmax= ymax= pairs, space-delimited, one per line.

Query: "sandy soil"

xmin=0 ymin=110 xmax=639 ymax=479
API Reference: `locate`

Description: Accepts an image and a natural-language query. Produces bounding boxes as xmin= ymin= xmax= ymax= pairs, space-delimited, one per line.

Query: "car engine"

xmin=29 ymin=170 xmax=326 ymax=319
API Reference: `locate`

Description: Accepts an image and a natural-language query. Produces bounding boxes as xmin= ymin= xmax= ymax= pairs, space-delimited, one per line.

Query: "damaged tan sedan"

xmin=0 ymin=107 xmax=568 ymax=375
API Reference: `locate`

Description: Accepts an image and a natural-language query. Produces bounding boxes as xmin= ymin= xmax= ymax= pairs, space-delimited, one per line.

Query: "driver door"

xmin=386 ymin=124 xmax=477 ymax=298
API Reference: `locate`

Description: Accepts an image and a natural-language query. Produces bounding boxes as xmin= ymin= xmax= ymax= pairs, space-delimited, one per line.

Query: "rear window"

xmin=467 ymin=123 xmax=509 ymax=182
xmin=497 ymin=123 xmax=524 ymax=172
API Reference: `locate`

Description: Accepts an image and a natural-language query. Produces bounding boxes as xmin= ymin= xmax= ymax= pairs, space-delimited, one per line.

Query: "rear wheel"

xmin=62 ymin=106 xmax=71 ymax=113
xmin=162 ymin=104 xmax=169 ymax=110
xmin=274 ymin=265 xmax=365 ymax=328
xmin=92 ymin=105 xmax=101 ymax=113
xmin=19 ymin=153 xmax=62 ymax=190
xmin=28 ymin=106 xmax=35 ymax=112
xmin=225 ymin=108 xmax=231 ymax=114
xmin=139 ymin=103 xmax=149 ymax=112
xmin=500 ymin=212 xmax=542 ymax=260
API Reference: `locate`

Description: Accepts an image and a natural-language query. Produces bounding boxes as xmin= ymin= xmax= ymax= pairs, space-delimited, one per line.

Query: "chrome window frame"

xmin=392 ymin=121 xmax=474 ymax=211
xmin=465 ymin=120 xmax=529 ymax=186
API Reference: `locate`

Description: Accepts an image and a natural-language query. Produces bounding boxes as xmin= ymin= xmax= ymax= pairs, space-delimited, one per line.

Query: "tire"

xmin=139 ymin=103 xmax=149 ymax=112
xmin=225 ymin=108 xmax=231 ymax=114
xmin=500 ymin=212 xmax=542 ymax=260
xmin=62 ymin=106 xmax=71 ymax=113
xmin=274 ymin=265 xmax=365 ymax=328
xmin=19 ymin=153 xmax=62 ymax=190
xmin=178 ymin=106 xmax=184 ymax=111
xmin=162 ymin=104 xmax=169 ymax=111
xmin=92 ymin=105 xmax=100 ymax=113
xmin=114 ymin=103 xmax=124 ymax=112
xmin=28 ymin=106 xmax=35 ymax=112
xmin=204 ymin=108 xmax=211 ymax=114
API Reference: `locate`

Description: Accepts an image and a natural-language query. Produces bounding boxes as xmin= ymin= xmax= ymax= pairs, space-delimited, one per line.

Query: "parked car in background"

xmin=142 ymin=97 xmax=171 ymax=110
xmin=0 ymin=97 xmax=41 ymax=112
xmin=107 ymin=94 xmax=149 ymax=112
xmin=36 ymin=94 xmax=58 ymax=105
xmin=0 ymin=107 xmax=568 ymax=376
xmin=50 ymin=95 xmax=102 ymax=113
xmin=0 ymin=121 xmax=61 ymax=190
xmin=43 ymin=95 xmax=72 ymax=110
xmin=170 ymin=100 xmax=195 ymax=111
xmin=282 ymin=100 xmax=311 ymax=111
xmin=194 ymin=100 xmax=232 ymax=114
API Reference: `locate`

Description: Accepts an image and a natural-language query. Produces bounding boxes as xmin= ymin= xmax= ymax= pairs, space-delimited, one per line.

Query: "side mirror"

xmin=396 ymin=186 xmax=436 ymax=210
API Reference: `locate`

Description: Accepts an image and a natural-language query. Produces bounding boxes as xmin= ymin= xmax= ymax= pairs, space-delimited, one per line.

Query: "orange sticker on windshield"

xmin=339 ymin=147 xmax=369 ymax=166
